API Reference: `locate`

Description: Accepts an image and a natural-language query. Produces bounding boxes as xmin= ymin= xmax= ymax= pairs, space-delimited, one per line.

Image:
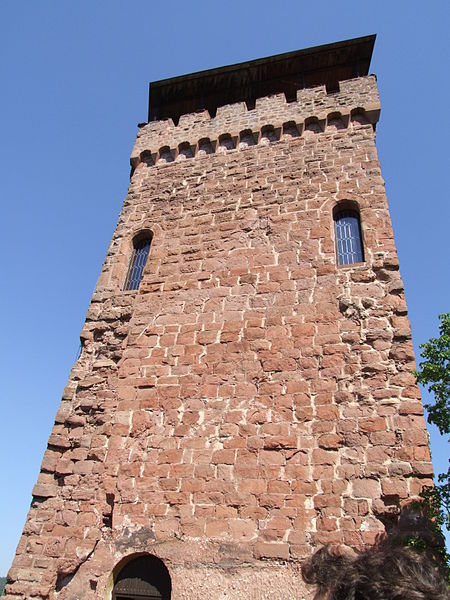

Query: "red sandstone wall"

xmin=5 ymin=76 xmax=433 ymax=600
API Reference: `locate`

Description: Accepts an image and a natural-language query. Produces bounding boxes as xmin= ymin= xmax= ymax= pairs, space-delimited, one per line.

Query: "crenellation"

xmin=131 ymin=111 xmax=377 ymax=179
xmin=177 ymin=110 xmax=212 ymax=128
xmin=131 ymin=76 xmax=380 ymax=168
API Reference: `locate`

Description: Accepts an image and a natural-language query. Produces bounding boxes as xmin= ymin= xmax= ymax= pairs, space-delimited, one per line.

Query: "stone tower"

xmin=6 ymin=36 xmax=433 ymax=600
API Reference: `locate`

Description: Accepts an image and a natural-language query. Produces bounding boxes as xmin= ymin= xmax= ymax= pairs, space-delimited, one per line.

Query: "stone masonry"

xmin=6 ymin=46 xmax=433 ymax=599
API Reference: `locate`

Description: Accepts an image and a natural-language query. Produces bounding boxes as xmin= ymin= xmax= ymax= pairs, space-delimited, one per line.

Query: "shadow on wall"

xmin=302 ymin=503 xmax=449 ymax=600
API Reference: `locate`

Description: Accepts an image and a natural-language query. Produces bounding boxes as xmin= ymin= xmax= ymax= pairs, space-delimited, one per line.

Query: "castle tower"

xmin=6 ymin=36 xmax=433 ymax=600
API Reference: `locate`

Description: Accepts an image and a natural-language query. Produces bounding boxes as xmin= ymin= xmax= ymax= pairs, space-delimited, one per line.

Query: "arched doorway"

xmin=112 ymin=554 xmax=171 ymax=600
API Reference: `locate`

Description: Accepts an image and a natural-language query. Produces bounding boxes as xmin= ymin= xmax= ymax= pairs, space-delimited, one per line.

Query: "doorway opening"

xmin=112 ymin=554 xmax=171 ymax=600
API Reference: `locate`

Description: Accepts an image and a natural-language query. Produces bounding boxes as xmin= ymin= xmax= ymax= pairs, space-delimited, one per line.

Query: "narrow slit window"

xmin=124 ymin=234 xmax=152 ymax=290
xmin=334 ymin=210 xmax=364 ymax=265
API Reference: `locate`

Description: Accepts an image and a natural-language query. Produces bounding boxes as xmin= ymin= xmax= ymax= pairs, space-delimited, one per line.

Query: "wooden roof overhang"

xmin=148 ymin=35 xmax=376 ymax=124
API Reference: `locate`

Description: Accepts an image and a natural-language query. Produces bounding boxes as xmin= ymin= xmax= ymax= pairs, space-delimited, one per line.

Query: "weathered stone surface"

xmin=5 ymin=63 xmax=432 ymax=600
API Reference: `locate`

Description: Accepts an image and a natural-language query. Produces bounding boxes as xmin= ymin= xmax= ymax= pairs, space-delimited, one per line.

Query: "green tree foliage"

xmin=415 ymin=313 xmax=450 ymax=437
xmin=0 ymin=577 xmax=6 ymax=596
xmin=414 ymin=313 xmax=450 ymax=564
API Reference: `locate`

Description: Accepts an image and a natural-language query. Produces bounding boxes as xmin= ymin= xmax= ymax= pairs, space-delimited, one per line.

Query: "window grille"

xmin=124 ymin=235 xmax=152 ymax=290
xmin=334 ymin=210 xmax=364 ymax=265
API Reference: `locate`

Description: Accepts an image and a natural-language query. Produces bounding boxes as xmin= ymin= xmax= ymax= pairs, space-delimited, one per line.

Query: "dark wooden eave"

xmin=148 ymin=35 xmax=376 ymax=124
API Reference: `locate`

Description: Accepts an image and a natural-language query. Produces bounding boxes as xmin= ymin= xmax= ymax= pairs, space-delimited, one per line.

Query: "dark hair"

xmin=302 ymin=544 xmax=449 ymax=600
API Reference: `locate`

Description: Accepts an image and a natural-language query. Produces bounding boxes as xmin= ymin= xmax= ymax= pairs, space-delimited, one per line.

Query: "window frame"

xmin=333 ymin=203 xmax=364 ymax=266
xmin=123 ymin=232 xmax=153 ymax=291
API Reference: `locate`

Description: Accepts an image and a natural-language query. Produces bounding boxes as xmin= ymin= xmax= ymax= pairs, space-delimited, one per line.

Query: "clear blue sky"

xmin=1 ymin=0 xmax=449 ymax=576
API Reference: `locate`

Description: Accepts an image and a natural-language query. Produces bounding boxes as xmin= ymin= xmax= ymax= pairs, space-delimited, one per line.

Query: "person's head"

xmin=302 ymin=543 xmax=449 ymax=600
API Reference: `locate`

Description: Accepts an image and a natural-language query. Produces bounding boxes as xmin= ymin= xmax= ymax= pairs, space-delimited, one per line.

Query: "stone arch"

xmin=128 ymin=222 xmax=164 ymax=262
xmin=177 ymin=141 xmax=194 ymax=160
xmin=157 ymin=146 xmax=174 ymax=164
xmin=125 ymin=227 xmax=155 ymax=255
xmin=332 ymin=200 xmax=365 ymax=266
xmin=238 ymin=129 xmax=256 ymax=149
xmin=282 ymin=120 xmax=300 ymax=138
xmin=332 ymin=198 xmax=362 ymax=217
xmin=326 ymin=111 xmax=347 ymax=130
xmin=260 ymin=124 xmax=279 ymax=144
xmin=330 ymin=198 xmax=363 ymax=235
xmin=123 ymin=230 xmax=154 ymax=291
xmin=218 ymin=133 xmax=235 ymax=152
xmin=304 ymin=116 xmax=323 ymax=134
xmin=350 ymin=107 xmax=370 ymax=126
xmin=140 ymin=150 xmax=155 ymax=167
xmin=109 ymin=553 xmax=172 ymax=600
xmin=197 ymin=137 xmax=214 ymax=156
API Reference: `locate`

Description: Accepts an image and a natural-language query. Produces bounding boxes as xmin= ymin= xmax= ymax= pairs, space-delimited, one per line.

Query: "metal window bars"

xmin=335 ymin=210 xmax=364 ymax=265
xmin=124 ymin=237 xmax=151 ymax=290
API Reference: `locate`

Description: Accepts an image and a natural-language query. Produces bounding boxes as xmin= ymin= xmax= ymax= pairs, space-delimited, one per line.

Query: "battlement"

xmin=131 ymin=75 xmax=380 ymax=170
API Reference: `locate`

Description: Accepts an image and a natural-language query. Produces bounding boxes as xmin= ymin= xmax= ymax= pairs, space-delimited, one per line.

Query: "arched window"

xmin=334 ymin=208 xmax=364 ymax=265
xmin=112 ymin=554 xmax=171 ymax=600
xmin=124 ymin=233 xmax=152 ymax=290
